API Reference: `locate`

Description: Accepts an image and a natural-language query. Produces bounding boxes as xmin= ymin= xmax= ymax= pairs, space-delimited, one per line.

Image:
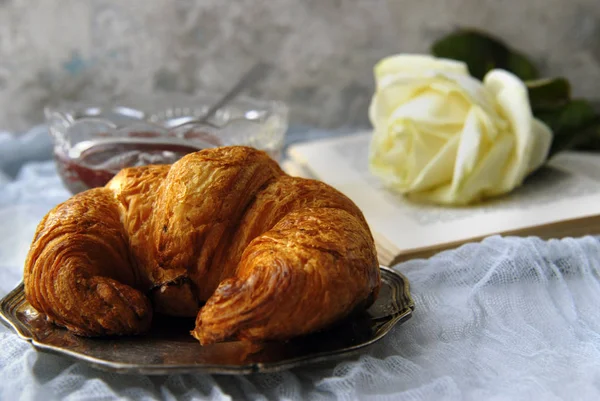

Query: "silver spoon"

xmin=165 ymin=62 xmax=272 ymax=129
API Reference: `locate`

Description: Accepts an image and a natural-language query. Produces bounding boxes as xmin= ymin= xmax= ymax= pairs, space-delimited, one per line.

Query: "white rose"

xmin=368 ymin=54 xmax=552 ymax=205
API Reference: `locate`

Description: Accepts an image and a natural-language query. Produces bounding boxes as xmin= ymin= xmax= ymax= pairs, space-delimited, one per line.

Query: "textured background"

xmin=0 ymin=0 xmax=599 ymax=132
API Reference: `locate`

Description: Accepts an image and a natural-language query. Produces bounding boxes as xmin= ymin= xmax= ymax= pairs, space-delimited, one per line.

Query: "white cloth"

xmin=2 ymin=136 xmax=600 ymax=400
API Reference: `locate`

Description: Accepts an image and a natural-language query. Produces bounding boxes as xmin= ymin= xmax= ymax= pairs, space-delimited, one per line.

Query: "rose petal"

xmin=369 ymin=80 xmax=427 ymax=124
xmin=408 ymin=120 xmax=462 ymax=140
xmin=375 ymin=54 xmax=469 ymax=85
xmin=409 ymin=134 xmax=460 ymax=192
xmin=451 ymin=108 xmax=485 ymax=193
xmin=412 ymin=132 xmax=514 ymax=205
xmin=388 ymin=85 xmax=470 ymax=126
xmin=443 ymin=73 xmax=497 ymax=115
xmin=474 ymin=105 xmax=504 ymax=142
xmin=484 ymin=69 xmax=534 ymax=188
xmin=407 ymin=122 xmax=446 ymax=182
xmin=527 ymin=119 xmax=553 ymax=174
xmin=457 ymin=132 xmax=514 ymax=201
xmin=369 ymin=126 xmax=412 ymax=189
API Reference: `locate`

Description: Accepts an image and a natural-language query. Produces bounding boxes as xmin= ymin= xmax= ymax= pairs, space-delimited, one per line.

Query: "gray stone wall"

xmin=0 ymin=0 xmax=598 ymax=132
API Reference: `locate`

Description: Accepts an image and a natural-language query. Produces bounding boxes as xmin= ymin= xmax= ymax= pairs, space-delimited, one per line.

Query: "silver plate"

xmin=0 ymin=266 xmax=414 ymax=375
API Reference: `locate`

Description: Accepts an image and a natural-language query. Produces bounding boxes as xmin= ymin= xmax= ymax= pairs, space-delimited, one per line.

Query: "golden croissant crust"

xmin=24 ymin=146 xmax=380 ymax=344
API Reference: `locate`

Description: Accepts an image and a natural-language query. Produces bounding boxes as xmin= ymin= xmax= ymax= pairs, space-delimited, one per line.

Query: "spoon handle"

xmin=198 ymin=62 xmax=271 ymax=123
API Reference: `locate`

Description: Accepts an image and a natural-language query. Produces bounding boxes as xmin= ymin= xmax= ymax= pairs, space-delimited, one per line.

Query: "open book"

xmin=284 ymin=131 xmax=600 ymax=266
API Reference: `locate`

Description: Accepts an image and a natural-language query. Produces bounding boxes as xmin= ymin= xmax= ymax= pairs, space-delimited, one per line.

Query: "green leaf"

xmin=535 ymin=100 xmax=600 ymax=158
xmin=573 ymin=124 xmax=600 ymax=151
xmin=431 ymin=29 xmax=539 ymax=80
xmin=507 ymin=52 xmax=539 ymax=83
xmin=526 ymin=78 xmax=571 ymax=111
xmin=573 ymin=101 xmax=600 ymax=151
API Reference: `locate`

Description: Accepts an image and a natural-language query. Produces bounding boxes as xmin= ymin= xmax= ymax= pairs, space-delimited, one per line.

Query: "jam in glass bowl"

xmin=46 ymin=93 xmax=288 ymax=194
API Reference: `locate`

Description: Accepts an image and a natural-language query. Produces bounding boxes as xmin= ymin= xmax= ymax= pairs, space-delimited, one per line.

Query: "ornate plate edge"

xmin=0 ymin=266 xmax=414 ymax=375
xmin=0 ymin=282 xmax=32 ymax=340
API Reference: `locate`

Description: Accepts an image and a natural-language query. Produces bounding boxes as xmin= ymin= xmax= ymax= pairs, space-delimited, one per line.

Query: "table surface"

xmin=2 ymin=127 xmax=600 ymax=401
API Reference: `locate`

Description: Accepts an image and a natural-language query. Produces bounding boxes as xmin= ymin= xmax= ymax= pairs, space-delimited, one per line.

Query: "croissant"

xmin=24 ymin=146 xmax=380 ymax=344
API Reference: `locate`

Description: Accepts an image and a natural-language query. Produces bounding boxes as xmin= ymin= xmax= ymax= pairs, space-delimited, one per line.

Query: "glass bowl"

xmin=45 ymin=93 xmax=289 ymax=194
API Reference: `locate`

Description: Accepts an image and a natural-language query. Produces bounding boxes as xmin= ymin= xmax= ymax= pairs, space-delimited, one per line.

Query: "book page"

xmin=286 ymin=132 xmax=600 ymax=257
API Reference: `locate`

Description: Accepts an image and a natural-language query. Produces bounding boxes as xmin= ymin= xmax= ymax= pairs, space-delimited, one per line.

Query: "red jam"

xmin=55 ymin=138 xmax=210 ymax=194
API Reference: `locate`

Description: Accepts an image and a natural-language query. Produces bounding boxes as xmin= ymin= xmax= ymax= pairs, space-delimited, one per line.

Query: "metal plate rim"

xmin=0 ymin=266 xmax=414 ymax=375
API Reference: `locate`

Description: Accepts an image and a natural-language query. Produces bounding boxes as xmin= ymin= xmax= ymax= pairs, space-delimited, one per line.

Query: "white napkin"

xmin=0 ymin=125 xmax=53 ymax=178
